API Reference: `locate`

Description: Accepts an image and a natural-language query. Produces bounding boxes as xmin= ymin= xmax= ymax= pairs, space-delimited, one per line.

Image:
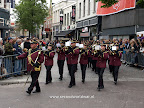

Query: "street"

xmin=0 ymin=55 xmax=144 ymax=108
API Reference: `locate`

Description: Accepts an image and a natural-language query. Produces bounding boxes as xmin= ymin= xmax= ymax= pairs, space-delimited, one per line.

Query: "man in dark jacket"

xmin=13 ymin=39 xmax=23 ymax=76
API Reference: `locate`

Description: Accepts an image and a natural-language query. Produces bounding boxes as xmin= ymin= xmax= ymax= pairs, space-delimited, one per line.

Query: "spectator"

xmin=13 ymin=39 xmax=23 ymax=76
xmin=4 ymin=37 xmax=15 ymax=75
xmin=0 ymin=38 xmax=4 ymax=55
xmin=4 ymin=37 xmax=15 ymax=55
xmin=24 ymin=38 xmax=31 ymax=51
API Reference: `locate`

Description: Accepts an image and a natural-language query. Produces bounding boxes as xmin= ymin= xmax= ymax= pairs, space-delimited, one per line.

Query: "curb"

xmin=0 ymin=81 xmax=31 ymax=85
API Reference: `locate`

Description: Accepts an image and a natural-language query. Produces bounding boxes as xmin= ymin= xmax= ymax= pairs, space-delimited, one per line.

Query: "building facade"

xmin=0 ymin=0 xmax=11 ymax=38
xmin=43 ymin=0 xmax=53 ymax=40
xmin=101 ymin=8 xmax=144 ymax=40
xmin=52 ymin=0 xmax=76 ymax=40
xmin=76 ymin=0 xmax=101 ymax=40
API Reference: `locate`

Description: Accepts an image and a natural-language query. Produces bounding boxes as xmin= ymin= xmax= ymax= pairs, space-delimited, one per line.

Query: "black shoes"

xmin=97 ymin=86 xmax=104 ymax=91
xmin=114 ymin=81 xmax=117 ymax=85
xmin=45 ymin=81 xmax=52 ymax=84
xmin=59 ymin=77 xmax=63 ymax=81
xmin=26 ymin=91 xmax=31 ymax=95
xmin=68 ymin=83 xmax=76 ymax=88
xmin=68 ymin=85 xmax=73 ymax=88
xmin=82 ymin=79 xmax=85 ymax=83
xmin=33 ymin=90 xmax=41 ymax=93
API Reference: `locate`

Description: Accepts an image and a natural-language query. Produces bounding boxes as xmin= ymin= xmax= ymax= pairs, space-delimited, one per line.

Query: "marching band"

xmin=17 ymin=39 xmax=123 ymax=94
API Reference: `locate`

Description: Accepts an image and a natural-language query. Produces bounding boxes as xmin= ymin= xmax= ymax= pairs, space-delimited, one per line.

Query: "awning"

xmin=0 ymin=26 xmax=11 ymax=30
xmin=54 ymin=30 xmax=74 ymax=37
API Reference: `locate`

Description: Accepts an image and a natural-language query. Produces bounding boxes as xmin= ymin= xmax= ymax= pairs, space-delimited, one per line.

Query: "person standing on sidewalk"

xmin=44 ymin=43 xmax=55 ymax=84
xmin=56 ymin=41 xmax=65 ymax=81
xmin=17 ymin=41 xmax=44 ymax=95
xmin=4 ymin=37 xmax=15 ymax=76
xmin=13 ymin=39 xmax=23 ymax=76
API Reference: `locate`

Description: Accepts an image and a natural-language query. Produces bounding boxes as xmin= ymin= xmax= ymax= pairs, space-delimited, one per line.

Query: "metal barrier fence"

xmin=122 ymin=52 xmax=144 ymax=67
xmin=0 ymin=55 xmax=27 ymax=78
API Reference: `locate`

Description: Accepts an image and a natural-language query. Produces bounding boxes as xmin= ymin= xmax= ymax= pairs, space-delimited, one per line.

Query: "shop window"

xmin=88 ymin=0 xmax=90 ymax=15
xmin=79 ymin=3 xmax=81 ymax=18
xmin=83 ymin=0 xmax=85 ymax=17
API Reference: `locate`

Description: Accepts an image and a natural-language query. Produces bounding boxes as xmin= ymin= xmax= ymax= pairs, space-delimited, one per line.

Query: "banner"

xmin=60 ymin=10 xmax=63 ymax=24
xmin=96 ymin=0 xmax=136 ymax=16
xmin=72 ymin=6 xmax=76 ymax=21
xmin=11 ymin=0 xmax=15 ymax=8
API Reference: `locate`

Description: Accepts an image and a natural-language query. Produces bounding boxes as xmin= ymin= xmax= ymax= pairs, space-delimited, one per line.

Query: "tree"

xmin=96 ymin=0 xmax=118 ymax=8
xmin=14 ymin=0 xmax=48 ymax=37
xmin=137 ymin=0 xmax=144 ymax=8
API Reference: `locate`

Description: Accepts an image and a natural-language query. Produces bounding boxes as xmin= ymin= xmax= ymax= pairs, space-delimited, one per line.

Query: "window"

xmin=4 ymin=0 xmax=6 ymax=8
xmin=67 ymin=13 xmax=69 ymax=26
xmin=83 ymin=0 xmax=85 ymax=17
xmin=0 ymin=18 xmax=4 ymax=26
xmin=93 ymin=0 xmax=96 ymax=12
xmin=88 ymin=0 xmax=90 ymax=15
xmin=79 ymin=3 xmax=81 ymax=18
xmin=64 ymin=14 xmax=66 ymax=26
xmin=70 ymin=12 xmax=72 ymax=25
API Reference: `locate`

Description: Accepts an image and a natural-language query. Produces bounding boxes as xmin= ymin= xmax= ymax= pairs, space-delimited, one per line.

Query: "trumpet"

xmin=110 ymin=50 xmax=116 ymax=55
xmin=64 ymin=46 xmax=69 ymax=51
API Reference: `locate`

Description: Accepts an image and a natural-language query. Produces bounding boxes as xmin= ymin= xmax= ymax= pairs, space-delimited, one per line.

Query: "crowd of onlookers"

xmin=0 ymin=37 xmax=57 ymax=79
xmin=0 ymin=36 xmax=144 ymax=79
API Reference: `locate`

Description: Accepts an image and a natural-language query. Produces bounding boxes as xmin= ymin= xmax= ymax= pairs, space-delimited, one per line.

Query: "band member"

xmin=17 ymin=41 xmax=44 ymax=94
xmin=91 ymin=51 xmax=98 ymax=73
xmin=65 ymin=40 xmax=79 ymax=88
xmin=94 ymin=44 xmax=108 ymax=91
xmin=87 ymin=45 xmax=92 ymax=68
xmin=56 ymin=41 xmax=65 ymax=80
xmin=75 ymin=40 xmax=79 ymax=72
xmin=79 ymin=43 xmax=89 ymax=83
xmin=109 ymin=43 xmax=122 ymax=85
xmin=44 ymin=43 xmax=55 ymax=84
xmin=106 ymin=42 xmax=113 ymax=73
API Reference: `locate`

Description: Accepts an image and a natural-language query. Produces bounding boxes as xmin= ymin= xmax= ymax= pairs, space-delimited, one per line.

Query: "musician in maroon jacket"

xmin=17 ymin=41 xmax=44 ymax=95
xmin=109 ymin=43 xmax=122 ymax=85
xmin=44 ymin=43 xmax=55 ymax=84
xmin=94 ymin=44 xmax=109 ymax=91
xmin=79 ymin=43 xmax=90 ymax=83
xmin=65 ymin=40 xmax=79 ymax=88
xmin=56 ymin=41 xmax=65 ymax=80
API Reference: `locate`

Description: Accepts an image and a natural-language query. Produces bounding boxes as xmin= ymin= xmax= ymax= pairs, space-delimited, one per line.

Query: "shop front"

xmin=0 ymin=8 xmax=10 ymax=38
xmin=101 ymin=9 xmax=144 ymax=40
xmin=76 ymin=16 xmax=101 ymax=40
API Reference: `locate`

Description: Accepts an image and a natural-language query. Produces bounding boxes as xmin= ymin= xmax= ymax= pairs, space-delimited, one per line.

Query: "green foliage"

xmin=137 ymin=0 xmax=144 ymax=8
xmin=14 ymin=0 xmax=48 ymax=36
xmin=96 ymin=0 xmax=118 ymax=8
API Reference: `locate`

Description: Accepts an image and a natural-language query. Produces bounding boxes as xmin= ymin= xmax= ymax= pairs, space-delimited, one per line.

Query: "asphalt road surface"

xmin=0 ymin=54 xmax=144 ymax=108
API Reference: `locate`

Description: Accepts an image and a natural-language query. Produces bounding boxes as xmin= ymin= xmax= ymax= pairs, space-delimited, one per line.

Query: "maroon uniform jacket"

xmin=17 ymin=48 xmax=44 ymax=72
xmin=56 ymin=47 xmax=65 ymax=61
xmin=96 ymin=51 xmax=109 ymax=68
xmin=44 ymin=50 xmax=55 ymax=66
xmin=109 ymin=50 xmax=122 ymax=66
xmin=66 ymin=47 xmax=79 ymax=64
xmin=79 ymin=49 xmax=90 ymax=64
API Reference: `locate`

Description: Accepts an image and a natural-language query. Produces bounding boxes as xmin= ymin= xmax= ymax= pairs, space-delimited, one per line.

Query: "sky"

xmin=11 ymin=0 xmax=61 ymax=22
